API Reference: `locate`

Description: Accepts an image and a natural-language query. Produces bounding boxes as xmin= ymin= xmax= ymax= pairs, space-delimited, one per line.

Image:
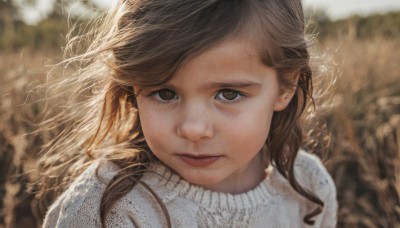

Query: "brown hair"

xmin=38 ymin=0 xmax=325 ymax=227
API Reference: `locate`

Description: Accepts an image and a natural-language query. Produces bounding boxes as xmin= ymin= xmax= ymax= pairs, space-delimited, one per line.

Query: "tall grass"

xmin=0 ymin=50 xmax=55 ymax=228
xmin=322 ymin=37 xmax=400 ymax=227
xmin=0 ymin=37 xmax=399 ymax=227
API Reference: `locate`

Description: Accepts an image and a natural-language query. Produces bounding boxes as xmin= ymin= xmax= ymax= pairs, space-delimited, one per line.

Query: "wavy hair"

xmin=38 ymin=0 xmax=326 ymax=227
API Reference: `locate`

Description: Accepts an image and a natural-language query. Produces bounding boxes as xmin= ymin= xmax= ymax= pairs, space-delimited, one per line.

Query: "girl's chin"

xmin=180 ymin=174 xmax=224 ymax=190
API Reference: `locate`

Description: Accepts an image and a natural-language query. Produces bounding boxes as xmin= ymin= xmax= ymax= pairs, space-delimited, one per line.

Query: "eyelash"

xmin=146 ymin=89 xmax=177 ymax=104
xmin=215 ymin=89 xmax=245 ymax=103
xmin=146 ymin=88 xmax=246 ymax=104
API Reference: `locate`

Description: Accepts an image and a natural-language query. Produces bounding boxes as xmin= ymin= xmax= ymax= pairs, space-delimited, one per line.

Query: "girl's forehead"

xmin=182 ymin=35 xmax=264 ymax=70
xmin=132 ymin=35 xmax=274 ymax=90
xmin=160 ymin=39 xmax=277 ymax=88
xmin=201 ymin=36 xmax=259 ymax=58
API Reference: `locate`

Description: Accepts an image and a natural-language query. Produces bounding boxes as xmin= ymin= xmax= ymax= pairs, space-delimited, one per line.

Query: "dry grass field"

xmin=0 ymin=23 xmax=399 ymax=228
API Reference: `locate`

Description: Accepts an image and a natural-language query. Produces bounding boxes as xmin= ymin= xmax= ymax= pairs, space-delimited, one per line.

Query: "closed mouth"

xmin=177 ymin=154 xmax=221 ymax=167
xmin=179 ymin=154 xmax=220 ymax=158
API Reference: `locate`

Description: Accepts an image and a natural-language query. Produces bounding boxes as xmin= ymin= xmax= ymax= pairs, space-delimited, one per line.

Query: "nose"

xmin=176 ymin=105 xmax=213 ymax=142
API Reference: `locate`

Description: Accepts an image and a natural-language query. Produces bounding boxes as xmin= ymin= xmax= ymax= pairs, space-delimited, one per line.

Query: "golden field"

xmin=0 ymin=13 xmax=399 ymax=228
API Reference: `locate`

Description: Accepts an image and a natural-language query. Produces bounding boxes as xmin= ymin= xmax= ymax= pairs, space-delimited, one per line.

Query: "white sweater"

xmin=43 ymin=151 xmax=337 ymax=228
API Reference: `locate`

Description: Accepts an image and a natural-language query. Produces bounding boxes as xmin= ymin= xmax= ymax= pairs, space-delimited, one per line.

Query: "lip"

xmin=178 ymin=154 xmax=221 ymax=168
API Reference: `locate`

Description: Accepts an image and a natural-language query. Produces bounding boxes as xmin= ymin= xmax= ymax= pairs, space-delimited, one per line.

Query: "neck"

xmin=207 ymin=148 xmax=269 ymax=194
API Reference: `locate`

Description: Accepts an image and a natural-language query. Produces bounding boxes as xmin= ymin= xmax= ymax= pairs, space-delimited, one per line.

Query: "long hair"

xmin=38 ymin=0 xmax=325 ymax=227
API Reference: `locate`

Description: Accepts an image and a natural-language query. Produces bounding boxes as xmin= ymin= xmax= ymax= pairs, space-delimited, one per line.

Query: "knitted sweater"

xmin=43 ymin=150 xmax=337 ymax=228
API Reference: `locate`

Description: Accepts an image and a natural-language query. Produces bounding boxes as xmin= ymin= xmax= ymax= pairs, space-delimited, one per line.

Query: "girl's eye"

xmin=153 ymin=89 xmax=177 ymax=101
xmin=215 ymin=89 xmax=242 ymax=101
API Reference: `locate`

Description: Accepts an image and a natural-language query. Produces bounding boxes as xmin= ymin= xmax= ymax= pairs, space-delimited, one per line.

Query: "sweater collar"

xmin=143 ymin=162 xmax=279 ymax=210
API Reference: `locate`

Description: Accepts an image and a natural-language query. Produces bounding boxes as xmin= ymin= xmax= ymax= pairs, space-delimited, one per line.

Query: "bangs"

xmin=111 ymin=0 xmax=279 ymax=88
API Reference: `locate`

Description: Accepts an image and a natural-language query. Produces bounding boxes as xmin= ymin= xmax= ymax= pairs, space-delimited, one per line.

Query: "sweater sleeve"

xmin=42 ymin=162 xmax=102 ymax=228
xmin=42 ymin=160 xmax=136 ymax=228
xmin=295 ymin=151 xmax=338 ymax=228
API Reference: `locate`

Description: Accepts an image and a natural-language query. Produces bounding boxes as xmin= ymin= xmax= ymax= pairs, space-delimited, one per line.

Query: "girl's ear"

xmin=273 ymin=73 xmax=300 ymax=111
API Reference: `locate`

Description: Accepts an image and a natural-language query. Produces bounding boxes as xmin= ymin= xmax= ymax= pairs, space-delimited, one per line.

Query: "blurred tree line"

xmin=0 ymin=0 xmax=104 ymax=53
xmin=316 ymin=11 xmax=400 ymax=40
xmin=1 ymin=2 xmax=400 ymax=53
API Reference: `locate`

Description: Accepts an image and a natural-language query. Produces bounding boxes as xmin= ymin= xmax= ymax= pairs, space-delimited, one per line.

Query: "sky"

xmin=303 ymin=0 xmax=400 ymax=19
xmin=18 ymin=0 xmax=400 ymax=25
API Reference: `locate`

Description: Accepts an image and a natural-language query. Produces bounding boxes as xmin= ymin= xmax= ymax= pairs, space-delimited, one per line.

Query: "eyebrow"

xmin=205 ymin=80 xmax=262 ymax=89
xmin=145 ymin=80 xmax=262 ymax=93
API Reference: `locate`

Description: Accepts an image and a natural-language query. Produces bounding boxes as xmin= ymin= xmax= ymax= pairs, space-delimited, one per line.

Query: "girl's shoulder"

xmin=265 ymin=150 xmax=337 ymax=227
xmin=42 ymin=160 xmax=124 ymax=227
xmin=268 ymin=150 xmax=336 ymax=194
xmin=293 ymin=150 xmax=338 ymax=227
xmin=42 ymin=160 xmax=178 ymax=227
xmin=293 ymin=150 xmax=336 ymax=196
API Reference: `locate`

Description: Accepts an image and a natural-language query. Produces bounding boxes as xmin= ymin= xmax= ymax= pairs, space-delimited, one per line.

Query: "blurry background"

xmin=0 ymin=0 xmax=399 ymax=227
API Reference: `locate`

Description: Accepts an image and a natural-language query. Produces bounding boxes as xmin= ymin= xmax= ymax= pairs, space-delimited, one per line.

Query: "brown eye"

xmin=216 ymin=89 xmax=241 ymax=101
xmin=158 ymin=89 xmax=176 ymax=101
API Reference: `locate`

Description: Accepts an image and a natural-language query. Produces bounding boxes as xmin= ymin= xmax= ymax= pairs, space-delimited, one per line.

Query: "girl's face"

xmin=135 ymin=39 xmax=290 ymax=194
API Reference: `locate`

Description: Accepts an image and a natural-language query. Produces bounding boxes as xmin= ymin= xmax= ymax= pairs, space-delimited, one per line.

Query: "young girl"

xmin=40 ymin=0 xmax=337 ymax=227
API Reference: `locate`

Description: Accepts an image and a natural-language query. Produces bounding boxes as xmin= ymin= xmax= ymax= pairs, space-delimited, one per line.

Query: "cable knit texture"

xmin=43 ymin=150 xmax=337 ymax=227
